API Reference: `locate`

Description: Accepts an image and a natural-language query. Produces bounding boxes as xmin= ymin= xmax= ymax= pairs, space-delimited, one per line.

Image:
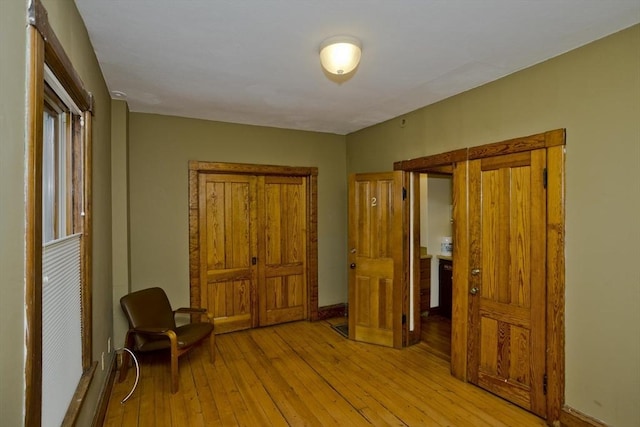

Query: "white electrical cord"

xmin=116 ymin=347 xmax=140 ymax=404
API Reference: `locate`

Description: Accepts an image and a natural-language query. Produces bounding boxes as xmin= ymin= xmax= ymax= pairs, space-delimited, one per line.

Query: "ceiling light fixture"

xmin=319 ymin=36 xmax=362 ymax=75
xmin=111 ymin=90 xmax=128 ymax=99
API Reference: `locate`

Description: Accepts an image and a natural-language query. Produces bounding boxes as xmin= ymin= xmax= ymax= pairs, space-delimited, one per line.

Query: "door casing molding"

xmin=394 ymin=129 xmax=565 ymax=424
xmin=187 ymin=161 xmax=319 ymax=322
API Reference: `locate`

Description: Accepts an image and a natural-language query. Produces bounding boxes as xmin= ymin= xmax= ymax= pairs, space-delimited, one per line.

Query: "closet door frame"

xmin=188 ymin=161 xmax=319 ymax=322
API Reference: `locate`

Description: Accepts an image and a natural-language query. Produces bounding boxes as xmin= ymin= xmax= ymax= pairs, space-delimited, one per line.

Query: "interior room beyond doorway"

xmin=419 ymin=173 xmax=453 ymax=361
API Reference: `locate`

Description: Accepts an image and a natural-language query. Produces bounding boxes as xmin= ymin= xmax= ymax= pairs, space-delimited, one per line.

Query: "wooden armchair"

xmin=119 ymin=287 xmax=215 ymax=393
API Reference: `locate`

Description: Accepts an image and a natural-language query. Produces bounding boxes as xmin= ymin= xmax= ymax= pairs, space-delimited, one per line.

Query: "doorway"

xmin=394 ymin=129 xmax=565 ymax=423
xmin=188 ymin=161 xmax=319 ymax=332
xmin=418 ymin=173 xmax=454 ymax=361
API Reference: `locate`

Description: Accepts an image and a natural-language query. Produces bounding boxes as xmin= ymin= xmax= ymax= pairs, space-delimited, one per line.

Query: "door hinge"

xmin=543 ymin=373 xmax=548 ymax=395
xmin=402 ymin=187 xmax=407 ymax=200
xmin=402 ymin=314 xmax=407 ymax=324
xmin=543 ymin=168 xmax=548 ymax=189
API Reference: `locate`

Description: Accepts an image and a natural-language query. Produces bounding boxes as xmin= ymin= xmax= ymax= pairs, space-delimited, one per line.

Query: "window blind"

xmin=42 ymin=233 xmax=82 ymax=427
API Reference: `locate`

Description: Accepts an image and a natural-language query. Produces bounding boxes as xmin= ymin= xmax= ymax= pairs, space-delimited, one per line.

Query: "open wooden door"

xmin=348 ymin=172 xmax=405 ymax=348
xmin=467 ymin=149 xmax=547 ymax=416
xmin=393 ymin=129 xmax=565 ymax=422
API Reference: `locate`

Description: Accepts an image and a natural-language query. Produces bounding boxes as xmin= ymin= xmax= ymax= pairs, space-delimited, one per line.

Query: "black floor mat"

xmin=332 ymin=323 xmax=349 ymax=338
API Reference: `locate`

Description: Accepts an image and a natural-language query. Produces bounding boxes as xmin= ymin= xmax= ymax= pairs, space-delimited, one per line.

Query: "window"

xmin=26 ymin=1 xmax=95 ymax=425
xmin=41 ymin=67 xmax=86 ymax=427
xmin=43 ymin=80 xmax=73 ymax=242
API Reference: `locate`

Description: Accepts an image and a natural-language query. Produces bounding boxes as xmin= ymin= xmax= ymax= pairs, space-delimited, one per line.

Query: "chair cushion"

xmin=136 ymin=335 xmax=172 ymax=352
xmin=136 ymin=322 xmax=214 ymax=352
xmin=175 ymin=322 xmax=214 ymax=347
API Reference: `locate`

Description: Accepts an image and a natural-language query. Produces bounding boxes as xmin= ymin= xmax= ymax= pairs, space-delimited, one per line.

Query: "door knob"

xmin=470 ymin=287 xmax=479 ymax=295
xmin=350 ymin=263 xmax=356 ymax=269
xmin=471 ymin=268 xmax=481 ymax=276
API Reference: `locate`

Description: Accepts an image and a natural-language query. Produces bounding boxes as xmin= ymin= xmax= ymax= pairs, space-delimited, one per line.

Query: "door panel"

xmin=468 ymin=150 xmax=546 ymax=416
xmin=258 ymin=176 xmax=307 ymax=326
xmin=199 ymin=174 xmax=257 ymax=333
xmin=348 ymin=172 xmax=404 ymax=348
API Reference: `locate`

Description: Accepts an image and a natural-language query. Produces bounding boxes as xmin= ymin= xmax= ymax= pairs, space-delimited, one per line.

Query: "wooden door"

xmin=258 ymin=176 xmax=308 ymax=326
xmin=467 ymin=150 xmax=547 ymax=416
xmin=348 ymin=172 xmax=405 ymax=348
xmin=198 ymin=173 xmax=257 ymax=333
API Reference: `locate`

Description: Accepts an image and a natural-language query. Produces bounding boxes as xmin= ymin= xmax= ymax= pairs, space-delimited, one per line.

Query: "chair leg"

xmin=206 ymin=313 xmax=216 ymax=363
xmin=209 ymin=332 xmax=216 ymax=363
xmin=169 ymin=333 xmax=179 ymax=393
xmin=118 ymin=331 xmax=134 ymax=383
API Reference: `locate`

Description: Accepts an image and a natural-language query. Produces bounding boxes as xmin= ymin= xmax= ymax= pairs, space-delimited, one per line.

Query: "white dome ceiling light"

xmin=319 ymin=35 xmax=362 ymax=76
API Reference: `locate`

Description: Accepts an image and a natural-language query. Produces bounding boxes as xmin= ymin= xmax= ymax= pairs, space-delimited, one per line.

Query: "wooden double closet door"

xmin=189 ymin=162 xmax=312 ymax=334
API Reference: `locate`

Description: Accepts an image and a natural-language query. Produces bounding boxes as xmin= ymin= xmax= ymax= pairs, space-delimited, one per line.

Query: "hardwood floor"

xmin=104 ymin=320 xmax=545 ymax=426
xmin=420 ymin=314 xmax=452 ymax=362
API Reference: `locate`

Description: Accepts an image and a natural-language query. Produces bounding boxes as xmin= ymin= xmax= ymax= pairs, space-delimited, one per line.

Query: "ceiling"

xmin=74 ymin=1 xmax=639 ymax=135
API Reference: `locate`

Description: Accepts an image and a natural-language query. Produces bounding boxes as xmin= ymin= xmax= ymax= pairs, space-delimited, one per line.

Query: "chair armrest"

xmin=174 ymin=307 xmax=214 ymax=323
xmin=174 ymin=307 xmax=207 ymax=314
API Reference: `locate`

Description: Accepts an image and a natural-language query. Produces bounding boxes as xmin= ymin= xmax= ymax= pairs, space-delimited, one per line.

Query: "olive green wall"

xmin=111 ymin=100 xmax=131 ymax=353
xmin=0 ymin=0 xmax=28 ymax=424
xmin=0 ymin=0 xmax=114 ymax=424
xmin=347 ymin=25 xmax=640 ymax=427
xmin=126 ymin=114 xmax=347 ymax=330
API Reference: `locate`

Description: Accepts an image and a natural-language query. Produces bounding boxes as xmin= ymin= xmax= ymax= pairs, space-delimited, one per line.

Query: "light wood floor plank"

xmin=216 ymin=334 xmax=288 ymax=426
xmin=106 ymin=319 xmax=547 ymax=426
xmin=207 ymin=342 xmax=255 ymax=426
xmin=186 ymin=349 xmax=221 ymax=424
xmin=289 ymin=321 xmax=458 ymax=425
xmin=276 ymin=324 xmax=440 ymax=425
xmin=282 ymin=322 xmax=446 ymax=426
xmin=152 ymin=353 xmax=171 ymax=427
xmin=226 ymin=330 xmax=324 ymax=426
xmin=252 ymin=327 xmax=365 ymax=426
xmin=278 ymin=322 xmax=410 ymax=426
xmin=178 ymin=352 xmax=206 ymax=427
xmin=137 ymin=354 xmax=156 ymax=427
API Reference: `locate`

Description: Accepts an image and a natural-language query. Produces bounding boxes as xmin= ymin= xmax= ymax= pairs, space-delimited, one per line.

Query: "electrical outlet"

xmin=108 ymin=337 xmax=111 ymax=353
xmin=101 ymin=352 xmax=105 ymax=371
